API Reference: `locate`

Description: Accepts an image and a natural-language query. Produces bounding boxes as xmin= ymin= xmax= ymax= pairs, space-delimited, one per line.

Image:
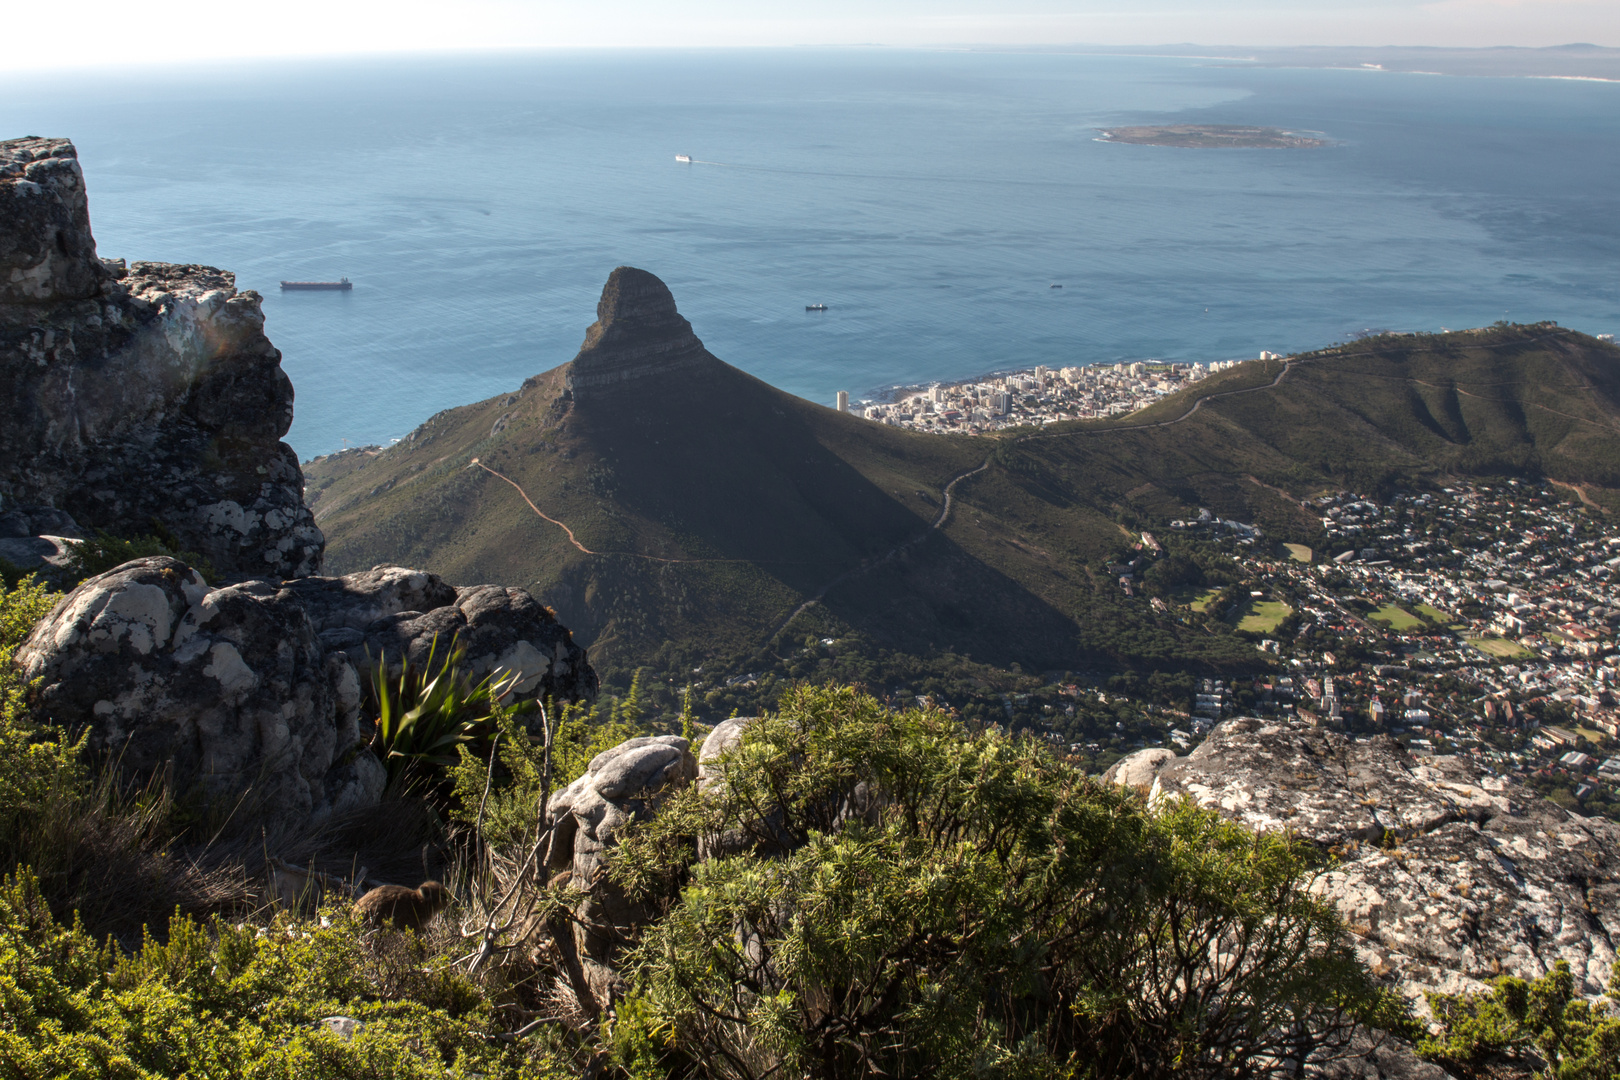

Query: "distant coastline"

xmin=1096 ymin=125 xmax=1331 ymax=149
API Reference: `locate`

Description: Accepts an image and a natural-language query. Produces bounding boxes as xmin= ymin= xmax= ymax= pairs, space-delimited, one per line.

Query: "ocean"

xmin=3 ymin=49 xmax=1617 ymax=459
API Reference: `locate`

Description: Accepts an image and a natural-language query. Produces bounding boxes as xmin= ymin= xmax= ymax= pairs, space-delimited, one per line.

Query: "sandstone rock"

xmin=0 ymin=137 xmax=322 ymax=579
xmin=16 ymin=557 xmax=380 ymax=822
xmin=1316 ymin=1031 xmax=1458 ymax=1079
xmin=697 ymin=715 xmax=755 ymax=785
xmin=0 ymin=504 xmax=81 ymax=539
xmin=286 ymin=567 xmax=597 ymax=705
xmin=316 ymin=1016 xmax=365 ymax=1041
xmin=280 ymin=565 xmax=459 ymax=644
xmin=15 ymin=558 xmax=599 ymax=826
xmin=0 ymin=535 xmax=77 ymax=583
xmin=0 ymin=138 xmax=104 ymax=305
xmin=545 ymin=735 xmax=697 ymax=1003
xmin=1102 ymin=746 xmax=1177 ymax=789
xmin=564 ymin=267 xmax=716 ymax=398
xmin=1128 ymin=718 xmax=1620 ymax=1006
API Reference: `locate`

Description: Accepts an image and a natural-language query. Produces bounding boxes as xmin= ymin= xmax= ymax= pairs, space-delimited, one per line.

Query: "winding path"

xmin=469 ymin=459 xmax=760 ymax=565
xmin=759 ymin=325 xmax=1579 ymax=644
xmin=474 ymin=327 xmax=1581 ymax=650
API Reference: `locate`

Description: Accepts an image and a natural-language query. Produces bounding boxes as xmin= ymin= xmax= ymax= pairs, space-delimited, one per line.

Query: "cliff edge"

xmin=0 ymin=136 xmax=322 ymax=579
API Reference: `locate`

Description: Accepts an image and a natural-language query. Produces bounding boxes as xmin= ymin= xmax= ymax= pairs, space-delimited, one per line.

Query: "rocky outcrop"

xmin=17 ymin=556 xmax=374 ymax=822
xmin=0 ymin=137 xmax=321 ymax=579
xmin=0 ymin=504 xmax=82 ymax=583
xmin=1 ymin=137 xmax=103 ymax=305
xmin=1108 ymin=719 xmax=1620 ymax=1008
xmin=282 ymin=567 xmax=598 ymax=703
xmin=18 ymin=559 xmax=596 ymax=824
xmin=564 ymin=267 xmax=715 ymax=398
xmin=544 ymin=735 xmax=698 ymax=1003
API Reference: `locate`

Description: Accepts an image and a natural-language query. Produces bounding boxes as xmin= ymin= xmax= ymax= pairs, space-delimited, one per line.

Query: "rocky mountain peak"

xmin=1 ymin=136 xmax=106 ymax=305
xmin=566 ymin=266 xmax=712 ymax=398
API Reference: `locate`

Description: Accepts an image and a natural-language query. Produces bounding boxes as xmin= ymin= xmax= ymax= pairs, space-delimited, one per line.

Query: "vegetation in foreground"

xmin=36 ymin=576 xmax=1620 ymax=1077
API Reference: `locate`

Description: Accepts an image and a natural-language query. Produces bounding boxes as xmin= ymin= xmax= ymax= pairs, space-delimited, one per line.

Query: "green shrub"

xmin=609 ymin=685 xmax=1403 ymax=1080
xmin=0 ymin=867 xmax=572 ymax=1078
xmin=0 ymin=577 xmax=85 ymax=867
xmin=1420 ymin=960 xmax=1620 ymax=1078
xmin=60 ymin=528 xmax=217 ymax=585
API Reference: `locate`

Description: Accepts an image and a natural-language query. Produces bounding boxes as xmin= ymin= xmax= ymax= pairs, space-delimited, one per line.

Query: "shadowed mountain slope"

xmin=306 ymin=269 xmax=1620 ymax=678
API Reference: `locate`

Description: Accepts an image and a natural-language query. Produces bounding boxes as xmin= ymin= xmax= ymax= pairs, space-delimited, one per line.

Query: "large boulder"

xmin=0 ymin=137 xmax=322 ymax=579
xmin=545 ymin=735 xmax=697 ymax=1004
xmin=283 ymin=567 xmax=598 ymax=704
xmin=15 ymin=559 xmax=599 ymax=825
xmin=1123 ymin=718 xmax=1620 ymax=1007
xmin=16 ymin=557 xmax=378 ymax=821
xmin=1102 ymin=747 xmax=1177 ymax=789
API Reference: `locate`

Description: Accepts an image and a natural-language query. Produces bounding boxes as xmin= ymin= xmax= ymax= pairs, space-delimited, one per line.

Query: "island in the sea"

xmin=1097 ymin=125 xmax=1330 ymax=148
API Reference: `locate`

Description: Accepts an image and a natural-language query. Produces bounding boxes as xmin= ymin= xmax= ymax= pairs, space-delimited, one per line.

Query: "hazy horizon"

xmin=3 ymin=0 xmax=1618 ymax=73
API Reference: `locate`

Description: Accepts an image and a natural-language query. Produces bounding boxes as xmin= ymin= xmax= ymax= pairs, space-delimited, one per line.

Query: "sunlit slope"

xmin=307 ymin=290 xmax=1620 ymax=676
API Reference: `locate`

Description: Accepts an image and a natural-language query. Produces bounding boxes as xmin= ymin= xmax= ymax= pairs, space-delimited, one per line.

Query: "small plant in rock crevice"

xmin=366 ymin=636 xmax=536 ymax=792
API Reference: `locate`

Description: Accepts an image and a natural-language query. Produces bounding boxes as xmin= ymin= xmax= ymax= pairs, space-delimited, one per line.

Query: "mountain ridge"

xmin=305 ymin=268 xmax=1620 ymax=681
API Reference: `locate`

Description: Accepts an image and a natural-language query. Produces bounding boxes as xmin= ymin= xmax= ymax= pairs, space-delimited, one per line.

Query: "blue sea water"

xmin=3 ymin=49 xmax=1617 ymax=459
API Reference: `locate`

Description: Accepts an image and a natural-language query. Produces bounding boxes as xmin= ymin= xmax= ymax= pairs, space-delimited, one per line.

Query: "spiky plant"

xmin=368 ymin=636 xmax=534 ymax=791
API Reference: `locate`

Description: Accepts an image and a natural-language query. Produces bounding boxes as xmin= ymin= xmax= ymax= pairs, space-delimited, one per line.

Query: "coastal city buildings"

xmin=841 ymin=358 xmax=1248 ymax=433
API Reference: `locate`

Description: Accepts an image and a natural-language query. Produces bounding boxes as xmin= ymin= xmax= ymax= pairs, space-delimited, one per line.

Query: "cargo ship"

xmin=280 ymin=278 xmax=352 ymax=291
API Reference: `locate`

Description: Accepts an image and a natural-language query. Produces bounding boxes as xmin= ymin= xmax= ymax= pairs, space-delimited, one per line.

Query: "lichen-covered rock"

xmin=0 ymin=137 xmax=322 ymax=579
xmin=285 ymin=567 xmax=597 ymax=705
xmin=15 ymin=556 xmax=380 ymax=822
xmin=545 ymin=735 xmax=697 ymax=1003
xmin=0 ymin=138 xmax=104 ymax=305
xmin=1102 ymin=746 xmax=1177 ymax=789
xmin=280 ymin=565 xmax=460 ymax=646
xmin=1127 ymin=718 xmax=1620 ymax=1007
xmin=15 ymin=557 xmax=599 ymax=826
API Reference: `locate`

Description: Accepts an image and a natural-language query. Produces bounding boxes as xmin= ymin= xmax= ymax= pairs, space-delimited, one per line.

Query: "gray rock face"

xmin=545 ymin=735 xmax=698 ymax=1003
xmin=16 ymin=559 xmax=598 ymax=825
xmin=0 ymin=504 xmax=81 ymax=540
xmin=1101 ymin=746 xmax=1176 ymax=789
xmin=284 ymin=567 xmax=598 ymax=704
xmin=1 ymin=138 xmax=104 ymax=305
xmin=0 ymin=137 xmax=321 ymax=579
xmin=697 ymin=715 xmax=755 ymax=785
xmin=1117 ymin=719 xmax=1620 ymax=1008
xmin=564 ymin=267 xmax=716 ymax=398
xmin=16 ymin=556 xmax=377 ymax=822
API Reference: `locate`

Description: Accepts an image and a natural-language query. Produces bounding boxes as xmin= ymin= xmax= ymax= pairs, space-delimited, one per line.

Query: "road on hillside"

xmin=762 ymin=325 xmax=1578 ymax=648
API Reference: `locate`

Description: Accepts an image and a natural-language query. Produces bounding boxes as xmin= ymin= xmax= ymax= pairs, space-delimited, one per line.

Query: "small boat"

xmin=1049 ymin=283 xmax=1063 ymax=289
xmin=281 ymin=278 xmax=352 ymax=291
xmin=675 ymin=154 xmax=692 ymax=163
xmin=805 ymin=303 xmax=828 ymax=312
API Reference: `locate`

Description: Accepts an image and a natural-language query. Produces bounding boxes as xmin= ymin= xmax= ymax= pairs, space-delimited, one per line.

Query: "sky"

xmin=0 ymin=0 xmax=1614 ymax=71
